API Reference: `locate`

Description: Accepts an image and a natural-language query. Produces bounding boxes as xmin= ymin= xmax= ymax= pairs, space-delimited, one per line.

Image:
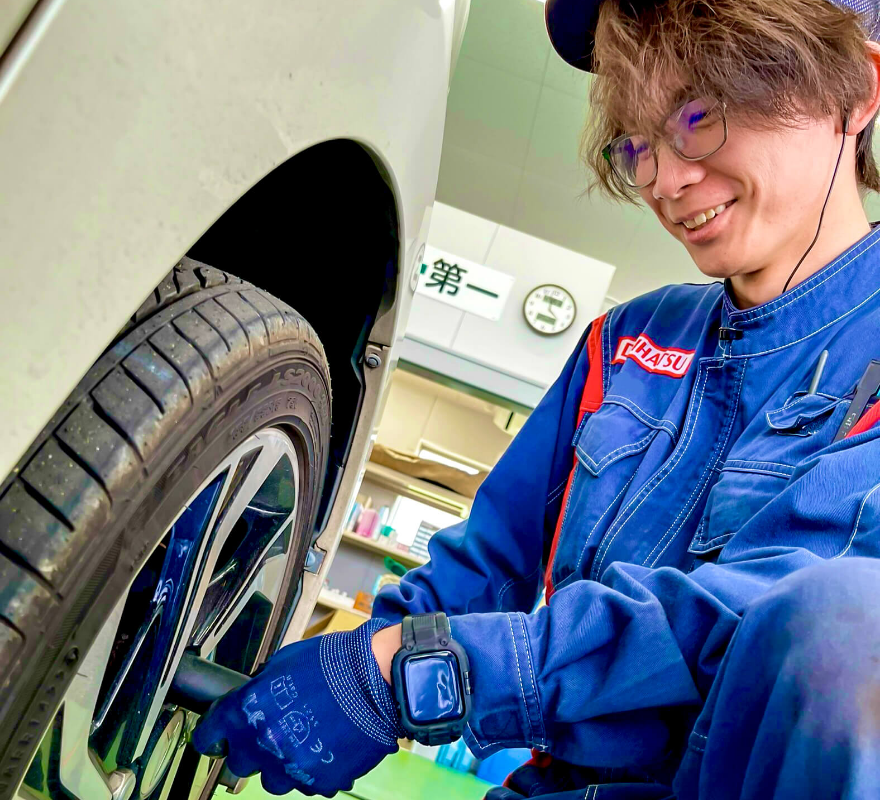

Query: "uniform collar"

xmin=720 ymin=224 xmax=880 ymax=357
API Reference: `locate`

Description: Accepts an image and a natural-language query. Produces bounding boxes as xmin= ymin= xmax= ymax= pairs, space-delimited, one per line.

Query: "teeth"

xmin=683 ymin=202 xmax=729 ymax=230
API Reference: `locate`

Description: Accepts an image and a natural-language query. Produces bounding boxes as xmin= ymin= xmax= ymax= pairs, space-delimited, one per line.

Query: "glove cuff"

xmin=320 ymin=618 xmax=407 ymax=747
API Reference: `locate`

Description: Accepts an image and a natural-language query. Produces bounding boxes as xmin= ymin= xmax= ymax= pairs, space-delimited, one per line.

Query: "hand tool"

xmin=844 ymin=388 xmax=880 ymax=438
xmin=833 ymin=359 xmax=880 ymax=441
xmin=169 ymin=651 xmax=249 ymax=757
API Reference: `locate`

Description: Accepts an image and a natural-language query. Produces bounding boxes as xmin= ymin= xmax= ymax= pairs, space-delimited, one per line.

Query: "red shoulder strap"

xmin=544 ymin=314 xmax=607 ymax=597
xmin=580 ymin=313 xmax=606 ymax=415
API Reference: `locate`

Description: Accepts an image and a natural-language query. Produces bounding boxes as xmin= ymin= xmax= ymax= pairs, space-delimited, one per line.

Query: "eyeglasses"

xmin=602 ymin=99 xmax=728 ymax=189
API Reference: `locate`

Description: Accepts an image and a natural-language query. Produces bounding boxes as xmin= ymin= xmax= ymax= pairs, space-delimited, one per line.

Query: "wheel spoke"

xmin=20 ymin=591 xmax=131 ymax=799
xmin=132 ymin=429 xmax=297 ymax=762
xmin=56 ymin=596 xmax=126 ymax=799
xmin=208 ymin=433 xmax=292 ymax=553
xmin=120 ymin=471 xmax=227 ymax=764
xmin=195 ymin=537 xmax=291 ymax=658
xmin=191 ymin=506 xmax=296 ymax=648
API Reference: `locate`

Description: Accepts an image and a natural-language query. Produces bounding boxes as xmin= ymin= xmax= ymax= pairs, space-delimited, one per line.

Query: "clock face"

xmin=523 ymin=285 xmax=577 ymax=336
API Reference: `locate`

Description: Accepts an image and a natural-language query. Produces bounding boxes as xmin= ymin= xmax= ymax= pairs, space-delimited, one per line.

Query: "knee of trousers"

xmin=736 ymin=557 xmax=880 ymax=696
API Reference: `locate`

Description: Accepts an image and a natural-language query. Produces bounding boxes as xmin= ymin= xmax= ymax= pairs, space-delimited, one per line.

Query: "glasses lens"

xmin=608 ymin=134 xmax=655 ymax=188
xmin=668 ymin=99 xmax=725 ymax=158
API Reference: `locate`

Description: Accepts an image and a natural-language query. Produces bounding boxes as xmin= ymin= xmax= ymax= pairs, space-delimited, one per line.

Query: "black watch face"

xmin=403 ymin=652 xmax=464 ymax=723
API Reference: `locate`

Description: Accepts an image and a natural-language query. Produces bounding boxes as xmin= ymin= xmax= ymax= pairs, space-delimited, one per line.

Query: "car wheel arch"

xmin=186 ymin=138 xmax=402 ymax=540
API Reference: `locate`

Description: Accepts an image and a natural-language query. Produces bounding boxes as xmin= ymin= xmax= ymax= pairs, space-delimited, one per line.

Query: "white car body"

xmin=0 ymin=0 xmax=469 ymax=648
xmin=0 ymin=0 xmax=467 ymax=479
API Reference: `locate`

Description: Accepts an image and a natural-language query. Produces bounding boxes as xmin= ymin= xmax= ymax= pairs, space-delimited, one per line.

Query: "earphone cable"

xmin=782 ymin=116 xmax=850 ymax=294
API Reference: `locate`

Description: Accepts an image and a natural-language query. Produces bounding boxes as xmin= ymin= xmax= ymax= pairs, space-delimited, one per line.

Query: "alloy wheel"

xmin=18 ymin=428 xmax=303 ymax=800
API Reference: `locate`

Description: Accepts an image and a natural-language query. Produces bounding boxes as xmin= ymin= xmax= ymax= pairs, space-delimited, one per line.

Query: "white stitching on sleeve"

xmin=506 ymin=613 xmax=534 ymax=744
xmin=497 ymin=568 xmax=541 ymax=610
xmin=517 ymin=613 xmax=545 ymax=746
xmin=834 ymin=481 xmax=880 ymax=559
xmin=546 ymin=478 xmax=568 ymax=505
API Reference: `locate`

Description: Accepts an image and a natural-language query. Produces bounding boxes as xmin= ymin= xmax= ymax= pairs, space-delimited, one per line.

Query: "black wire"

xmin=782 ymin=116 xmax=850 ymax=294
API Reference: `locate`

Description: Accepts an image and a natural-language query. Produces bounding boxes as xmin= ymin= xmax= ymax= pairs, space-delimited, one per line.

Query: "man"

xmin=194 ymin=0 xmax=880 ymax=797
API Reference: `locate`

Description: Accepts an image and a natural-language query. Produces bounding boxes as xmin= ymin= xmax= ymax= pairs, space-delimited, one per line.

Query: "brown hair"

xmin=583 ymin=0 xmax=879 ymax=202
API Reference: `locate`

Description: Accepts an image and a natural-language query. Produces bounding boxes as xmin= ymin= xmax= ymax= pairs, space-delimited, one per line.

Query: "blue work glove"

xmin=192 ymin=618 xmax=406 ymax=796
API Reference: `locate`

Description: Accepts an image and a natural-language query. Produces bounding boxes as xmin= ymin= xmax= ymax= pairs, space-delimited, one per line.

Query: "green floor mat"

xmin=236 ymin=749 xmax=492 ymax=800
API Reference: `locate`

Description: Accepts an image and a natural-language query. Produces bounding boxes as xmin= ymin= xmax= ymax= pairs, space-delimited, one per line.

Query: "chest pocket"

xmin=764 ymin=392 xmax=841 ymax=435
xmin=552 ymin=400 xmax=670 ymax=586
xmin=689 ymin=391 xmax=842 ymax=556
xmin=575 ymin=398 xmax=665 ymax=476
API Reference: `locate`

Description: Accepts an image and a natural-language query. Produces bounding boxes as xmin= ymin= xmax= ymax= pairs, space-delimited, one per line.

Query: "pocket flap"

xmin=689 ymin=464 xmax=790 ymax=555
xmin=765 ymin=392 xmax=840 ymax=433
xmin=574 ymin=401 xmax=660 ymax=477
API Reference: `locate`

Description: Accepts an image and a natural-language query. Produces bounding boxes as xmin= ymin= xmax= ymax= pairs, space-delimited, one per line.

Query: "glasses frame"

xmin=602 ymin=101 xmax=729 ymax=190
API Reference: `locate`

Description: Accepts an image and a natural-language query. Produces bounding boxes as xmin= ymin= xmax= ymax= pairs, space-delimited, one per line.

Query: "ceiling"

xmin=436 ymin=0 xmax=880 ymax=304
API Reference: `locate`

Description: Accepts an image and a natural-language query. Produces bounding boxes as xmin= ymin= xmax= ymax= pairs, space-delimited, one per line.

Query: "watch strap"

xmin=397 ymin=612 xmax=470 ymax=746
xmin=401 ymin=612 xmax=451 ymax=651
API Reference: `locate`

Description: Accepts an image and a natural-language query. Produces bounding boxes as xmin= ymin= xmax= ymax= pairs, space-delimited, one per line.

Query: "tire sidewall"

xmin=1 ymin=351 xmax=330 ymax=798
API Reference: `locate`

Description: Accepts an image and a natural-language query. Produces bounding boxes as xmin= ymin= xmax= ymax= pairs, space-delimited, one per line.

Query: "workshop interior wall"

xmin=406 ymin=202 xmax=616 ymax=388
xmin=375 ymin=370 xmax=515 ymax=470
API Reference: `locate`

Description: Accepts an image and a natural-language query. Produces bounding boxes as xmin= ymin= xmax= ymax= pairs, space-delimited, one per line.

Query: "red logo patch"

xmin=613 ymin=334 xmax=695 ymax=378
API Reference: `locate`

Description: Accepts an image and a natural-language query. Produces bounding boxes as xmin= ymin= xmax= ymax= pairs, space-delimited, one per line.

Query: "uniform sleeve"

xmin=371 ymin=323 xmax=595 ymax=623
xmin=449 ymin=428 xmax=880 ymax=767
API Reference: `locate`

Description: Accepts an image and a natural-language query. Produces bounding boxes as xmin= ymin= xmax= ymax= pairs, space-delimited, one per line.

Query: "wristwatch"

xmin=391 ymin=612 xmax=473 ymax=745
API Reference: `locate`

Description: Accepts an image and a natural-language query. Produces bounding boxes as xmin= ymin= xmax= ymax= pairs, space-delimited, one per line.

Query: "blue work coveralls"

xmin=373 ymin=226 xmax=880 ymax=799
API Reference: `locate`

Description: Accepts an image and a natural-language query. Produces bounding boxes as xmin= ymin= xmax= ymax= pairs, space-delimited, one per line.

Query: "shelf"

xmin=316 ymin=589 xmax=370 ymax=619
xmin=362 ymin=461 xmax=472 ymax=518
xmin=340 ymin=530 xmax=428 ymax=568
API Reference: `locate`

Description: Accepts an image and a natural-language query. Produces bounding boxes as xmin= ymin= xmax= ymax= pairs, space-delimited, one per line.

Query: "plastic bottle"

xmin=345 ymin=502 xmax=363 ymax=532
xmin=355 ymin=508 xmax=379 ymax=538
xmin=374 ymin=506 xmax=391 ymax=540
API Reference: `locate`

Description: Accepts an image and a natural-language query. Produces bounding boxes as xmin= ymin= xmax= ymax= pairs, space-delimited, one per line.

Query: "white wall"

xmin=406 ymin=202 xmax=615 ymax=388
xmin=375 ymin=371 xmax=515 ymax=470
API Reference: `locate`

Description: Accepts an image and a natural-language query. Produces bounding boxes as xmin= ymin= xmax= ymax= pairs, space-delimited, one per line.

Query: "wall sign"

xmin=416 ymin=246 xmax=514 ymax=322
xmin=523 ymin=284 xmax=577 ymax=336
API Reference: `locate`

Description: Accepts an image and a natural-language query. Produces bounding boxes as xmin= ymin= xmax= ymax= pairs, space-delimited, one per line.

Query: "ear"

xmin=846 ymin=40 xmax=880 ymax=136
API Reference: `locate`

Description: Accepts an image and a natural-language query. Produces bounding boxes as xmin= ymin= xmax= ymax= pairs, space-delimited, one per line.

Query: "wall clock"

xmin=523 ymin=284 xmax=577 ymax=336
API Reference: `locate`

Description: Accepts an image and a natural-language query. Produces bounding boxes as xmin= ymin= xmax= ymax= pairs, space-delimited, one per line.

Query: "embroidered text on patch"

xmin=613 ymin=334 xmax=695 ymax=378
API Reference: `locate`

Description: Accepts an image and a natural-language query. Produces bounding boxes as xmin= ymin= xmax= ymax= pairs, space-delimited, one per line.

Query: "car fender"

xmin=0 ymin=0 xmax=459 ymax=478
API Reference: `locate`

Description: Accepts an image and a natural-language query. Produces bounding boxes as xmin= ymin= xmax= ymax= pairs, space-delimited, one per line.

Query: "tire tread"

xmin=57 ymin=403 xmax=141 ymax=495
xmin=0 ymin=258 xmax=328 ymax=616
xmin=172 ymin=311 xmax=231 ymax=380
xmin=0 ymin=259 xmax=329 ymax=598
xmin=149 ymin=326 xmax=212 ymax=405
xmin=92 ymin=369 xmax=165 ymax=461
xmin=0 ymin=258 xmax=330 ymax=624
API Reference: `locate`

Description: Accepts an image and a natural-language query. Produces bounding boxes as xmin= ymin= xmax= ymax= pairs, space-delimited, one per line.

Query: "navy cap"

xmin=546 ymin=0 xmax=880 ymax=73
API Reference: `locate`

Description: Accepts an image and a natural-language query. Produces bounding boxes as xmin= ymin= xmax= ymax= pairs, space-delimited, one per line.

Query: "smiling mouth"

xmin=679 ymin=201 xmax=735 ymax=230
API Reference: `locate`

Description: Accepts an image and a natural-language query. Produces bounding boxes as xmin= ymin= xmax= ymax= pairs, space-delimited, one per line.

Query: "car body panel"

xmin=0 ymin=0 xmax=457 ymax=479
xmin=0 ymin=0 xmax=37 ymax=53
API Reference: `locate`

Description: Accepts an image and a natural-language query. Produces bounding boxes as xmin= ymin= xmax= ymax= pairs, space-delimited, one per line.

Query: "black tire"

xmin=0 ymin=258 xmax=331 ymax=798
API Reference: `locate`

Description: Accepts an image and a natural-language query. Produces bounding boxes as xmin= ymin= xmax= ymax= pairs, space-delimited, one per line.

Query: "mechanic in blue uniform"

xmin=193 ymin=0 xmax=880 ymax=796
